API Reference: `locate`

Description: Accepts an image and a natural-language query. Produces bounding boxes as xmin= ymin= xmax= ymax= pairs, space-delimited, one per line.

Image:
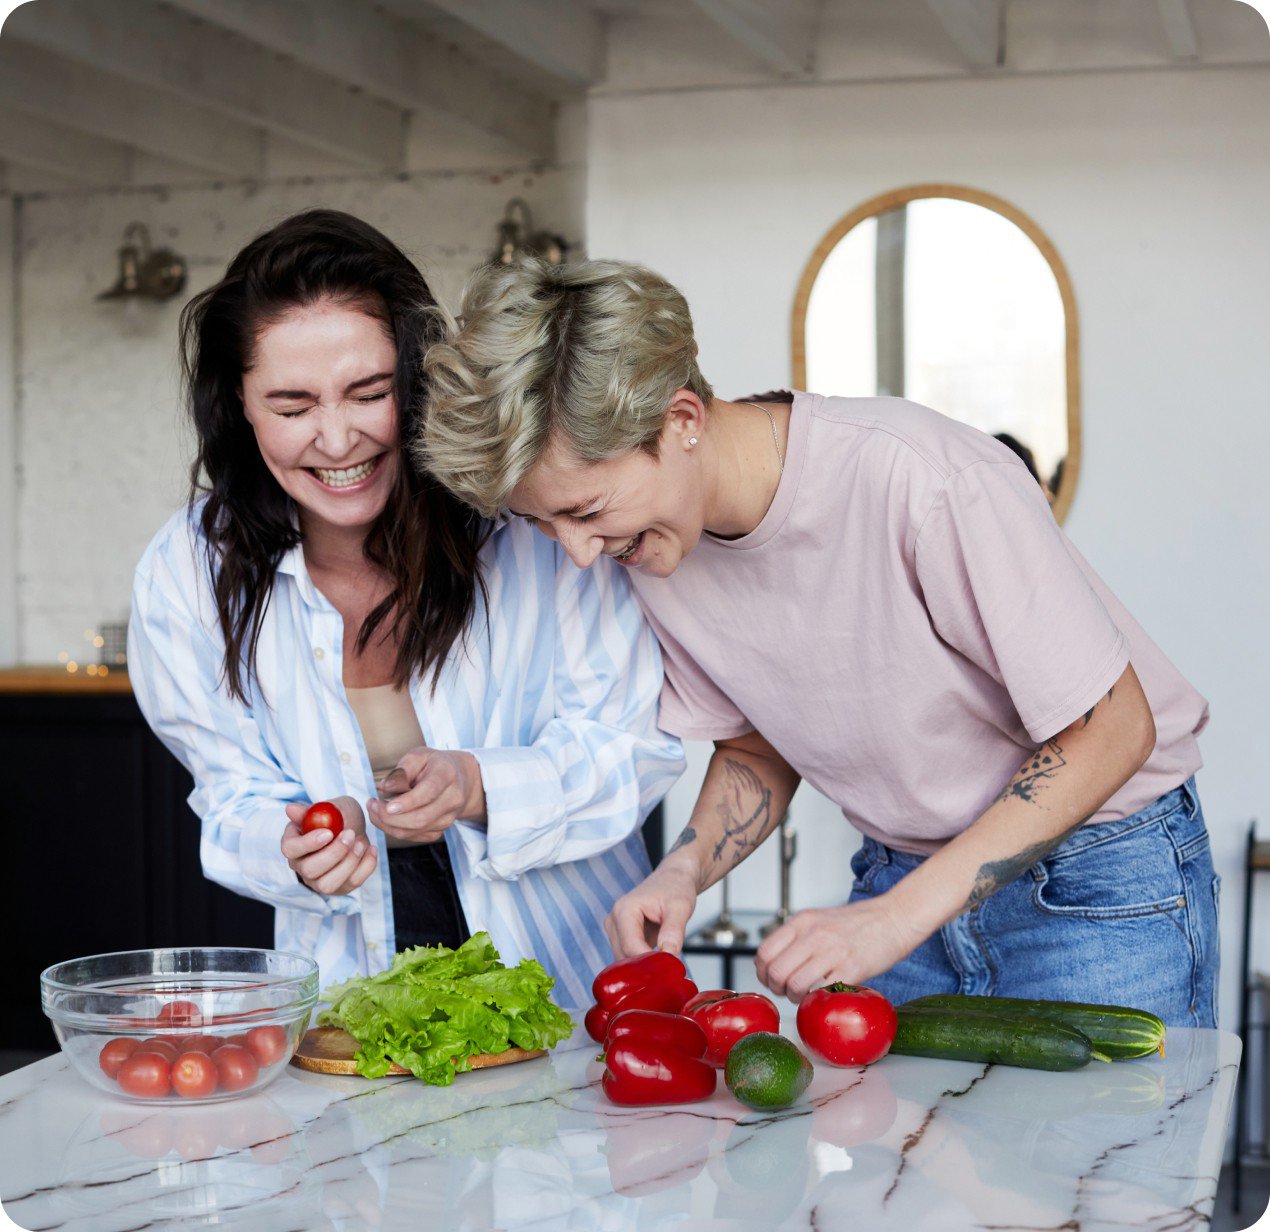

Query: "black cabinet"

xmin=0 ymin=686 xmax=273 ymax=1052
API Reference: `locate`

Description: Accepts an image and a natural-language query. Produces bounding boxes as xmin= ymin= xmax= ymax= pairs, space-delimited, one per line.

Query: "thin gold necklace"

xmin=747 ymin=402 xmax=784 ymax=473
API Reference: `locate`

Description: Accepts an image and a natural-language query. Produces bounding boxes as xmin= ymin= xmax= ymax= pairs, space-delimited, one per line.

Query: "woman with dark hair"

xmin=127 ymin=212 xmax=683 ymax=1004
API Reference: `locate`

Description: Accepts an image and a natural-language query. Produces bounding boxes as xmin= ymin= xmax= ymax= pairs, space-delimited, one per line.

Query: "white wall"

xmin=585 ymin=66 xmax=1270 ymax=1031
xmin=10 ymin=163 xmax=584 ymax=665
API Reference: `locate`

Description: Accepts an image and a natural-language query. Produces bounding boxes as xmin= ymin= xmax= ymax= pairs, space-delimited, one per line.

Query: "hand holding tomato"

xmin=365 ymin=746 xmax=486 ymax=843
xmin=755 ymin=897 xmax=926 ymax=1002
xmin=796 ymin=983 xmax=897 ymax=1066
xmin=282 ymin=795 xmax=377 ymax=896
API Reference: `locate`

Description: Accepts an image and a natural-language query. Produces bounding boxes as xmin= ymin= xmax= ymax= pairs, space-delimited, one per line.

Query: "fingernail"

xmin=384 ymin=803 xmax=400 ymax=815
xmin=341 ymin=830 xmax=355 ymax=846
xmin=353 ymin=840 xmax=365 ymax=857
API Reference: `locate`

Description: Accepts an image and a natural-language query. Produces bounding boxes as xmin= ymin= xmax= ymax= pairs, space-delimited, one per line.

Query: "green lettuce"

xmin=316 ymin=932 xmax=574 ymax=1085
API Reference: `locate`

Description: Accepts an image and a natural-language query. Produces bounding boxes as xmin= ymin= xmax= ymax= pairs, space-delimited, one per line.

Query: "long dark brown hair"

xmin=180 ymin=209 xmax=487 ymax=703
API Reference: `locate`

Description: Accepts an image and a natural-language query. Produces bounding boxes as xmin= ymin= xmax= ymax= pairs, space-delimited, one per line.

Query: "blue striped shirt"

xmin=127 ymin=506 xmax=684 ymax=1009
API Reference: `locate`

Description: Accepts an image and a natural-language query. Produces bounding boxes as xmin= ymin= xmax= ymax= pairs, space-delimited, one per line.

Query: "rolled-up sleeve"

xmin=128 ymin=558 xmax=360 ymax=917
xmin=457 ymin=549 xmax=684 ymax=880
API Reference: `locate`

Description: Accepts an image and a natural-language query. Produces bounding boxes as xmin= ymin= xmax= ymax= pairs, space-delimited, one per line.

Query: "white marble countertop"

xmin=0 ymin=1016 xmax=1240 ymax=1232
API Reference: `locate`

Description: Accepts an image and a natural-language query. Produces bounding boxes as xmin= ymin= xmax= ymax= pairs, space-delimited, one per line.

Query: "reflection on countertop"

xmin=0 ymin=1014 xmax=1241 ymax=1232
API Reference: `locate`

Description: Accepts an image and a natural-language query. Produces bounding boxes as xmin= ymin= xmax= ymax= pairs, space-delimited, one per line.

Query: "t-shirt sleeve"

xmin=914 ymin=458 xmax=1129 ymax=744
xmin=638 ymin=608 xmax=755 ymax=742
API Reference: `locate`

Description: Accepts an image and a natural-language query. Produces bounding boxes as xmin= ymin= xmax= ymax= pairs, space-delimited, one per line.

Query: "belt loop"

xmin=1181 ymin=776 xmax=1199 ymax=820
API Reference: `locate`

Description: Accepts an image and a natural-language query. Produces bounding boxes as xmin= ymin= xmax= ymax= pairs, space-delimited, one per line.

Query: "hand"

xmin=604 ymin=861 xmax=701 ymax=959
xmin=365 ymin=746 xmax=485 ymax=844
xmin=281 ymin=796 xmax=378 ymax=896
xmin=755 ymin=895 xmax=926 ymax=1003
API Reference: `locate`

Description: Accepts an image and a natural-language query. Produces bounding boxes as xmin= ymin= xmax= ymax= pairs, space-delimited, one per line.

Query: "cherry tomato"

xmin=212 ymin=1033 xmax=249 ymax=1052
xmin=138 ymin=1038 xmax=179 ymax=1063
xmin=178 ymin=1034 xmax=222 ymax=1054
xmin=118 ymin=1051 xmax=173 ymax=1098
xmin=213 ymin=1044 xmax=260 ymax=1092
xmin=99 ymin=1037 xmax=140 ymax=1079
xmin=158 ymin=1000 xmax=203 ymax=1029
xmin=796 ymin=982 xmax=898 ymax=1067
xmin=246 ymin=1025 xmax=289 ymax=1067
xmin=300 ymin=801 xmax=344 ymax=837
xmin=682 ymin=989 xmax=781 ymax=1067
xmin=171 ymin=1051 xmax=220 ymax=1100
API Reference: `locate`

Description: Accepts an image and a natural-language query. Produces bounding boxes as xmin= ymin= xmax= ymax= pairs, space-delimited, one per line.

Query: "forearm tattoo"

xmin=710 ymin=758 xmax=780 ymax=866
xmin=966 ymin=685 xmax=1115 ymax=909
xmin=667 ymin=825 xmax=697 ymax=856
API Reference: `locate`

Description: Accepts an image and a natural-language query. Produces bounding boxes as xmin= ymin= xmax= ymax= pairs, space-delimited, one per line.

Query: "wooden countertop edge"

xmin=0 ymin=666 xmax=133 ymax=695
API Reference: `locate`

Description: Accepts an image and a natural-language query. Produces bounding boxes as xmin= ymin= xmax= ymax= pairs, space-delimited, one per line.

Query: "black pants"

xmin=386 ymin=840 xmax=469 ymax=952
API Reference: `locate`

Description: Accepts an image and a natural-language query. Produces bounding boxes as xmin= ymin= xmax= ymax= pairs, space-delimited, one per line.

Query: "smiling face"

xmin=508 ymin=407 xmax=708 ymax=578
xmin=240 ymin=298 xmax=399 ymax=540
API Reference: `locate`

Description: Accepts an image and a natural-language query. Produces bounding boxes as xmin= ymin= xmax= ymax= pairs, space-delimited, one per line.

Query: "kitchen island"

xmin=0 ymin=1015 xmax=1239 ymax=1231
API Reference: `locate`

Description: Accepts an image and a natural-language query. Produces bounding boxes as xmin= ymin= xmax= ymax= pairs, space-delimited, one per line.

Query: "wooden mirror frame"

xmin=791 ymin=183 xmax=1082 ymax=524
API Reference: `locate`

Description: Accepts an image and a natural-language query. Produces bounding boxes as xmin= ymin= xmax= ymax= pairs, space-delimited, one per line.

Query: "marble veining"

xmin=0 ymin=1018 xmax=1239 ymax=1232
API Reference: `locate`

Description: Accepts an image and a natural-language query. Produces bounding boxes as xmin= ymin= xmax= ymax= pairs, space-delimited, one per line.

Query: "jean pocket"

xmin=1033 ymin=819 xmax=1189 ymax=919
xmin=850 ymin=844 xmax=883 ymax=895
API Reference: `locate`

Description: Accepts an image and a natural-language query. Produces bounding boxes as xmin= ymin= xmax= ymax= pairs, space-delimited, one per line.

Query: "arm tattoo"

xmin=667 ymin=825 xmax=697 ymax=856
xmin=711 ymin=758 xmax=780 ymax=864
xmin=964 ymin=813 xmax=1094 ymax=908
xmin=995 ymin=739 xmax=1067 ymax=806
xmin=1079 ymin=684 xmax=1115 ymax=729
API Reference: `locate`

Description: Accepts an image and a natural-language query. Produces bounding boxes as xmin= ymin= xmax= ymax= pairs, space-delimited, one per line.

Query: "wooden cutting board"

xmin=290 ymin=1026 xmax=545 ymax=1077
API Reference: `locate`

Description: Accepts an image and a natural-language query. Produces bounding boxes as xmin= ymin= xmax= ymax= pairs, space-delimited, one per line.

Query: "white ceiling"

xmin=0 ymin=0 xmax=1265 ymax=193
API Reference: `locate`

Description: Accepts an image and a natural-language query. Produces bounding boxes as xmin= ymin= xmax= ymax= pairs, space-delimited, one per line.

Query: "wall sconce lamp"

xmin=490 ymin=198 xmax=569 ymax=266
xmin=96 ymin=222 xmax=187 ymax=303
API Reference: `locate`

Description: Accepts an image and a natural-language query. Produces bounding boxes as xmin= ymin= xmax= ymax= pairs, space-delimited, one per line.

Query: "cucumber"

xmin=901 ymin=995 xmax=1166 ymax=1061
xmin=890 ymin=1006 xmax=1105 ymax=1071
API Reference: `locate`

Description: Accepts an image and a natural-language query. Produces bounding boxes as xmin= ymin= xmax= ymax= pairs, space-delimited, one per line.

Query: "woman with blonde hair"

xmin=417 ymin=258 xmax=1217 ymax=1026
xmin=127 ymin=217 xmax=683 ymax=1007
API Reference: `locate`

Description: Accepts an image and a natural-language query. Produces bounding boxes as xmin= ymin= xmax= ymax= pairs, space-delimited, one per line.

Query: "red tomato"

xmin=300 ymin=801 xmax=344 ymax=837
xmin=158 ymin=1000 xmax=203 ymax=1029
xmin=98 ymin=1037 xmax=140 ymax=1080
xmin=171 ymin=1051 xmax=220 ymax=1100
xmin=212 ymin=1033 xmax=249 ymax=1052
xmin=178 ymin=1034 xmax=221 ymax=1054
xmin=796 ymin=983 xmax=898 ymax=1067
xmin=246 ymin=1025 xmax=289 ymax=1067
xmin=683 ymin=989 xmax=781 ymax=1067
xmin=213 ymin=1044 xmax=260 ymax=1092
xmin=138 ymin=1038 xmax=179 ymax=1063
xmin=118 ymin=1051 xmax=173 ymax=1098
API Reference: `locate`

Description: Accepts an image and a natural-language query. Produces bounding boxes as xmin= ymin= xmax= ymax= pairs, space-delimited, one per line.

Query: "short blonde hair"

xmin=417 ymin=258 xmax=713 ymax=517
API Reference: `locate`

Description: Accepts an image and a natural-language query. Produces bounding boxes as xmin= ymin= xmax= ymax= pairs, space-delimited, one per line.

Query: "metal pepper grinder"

xmin=760 ymin=812 xmax=797 ymax=939
xmin=695 ymin=873 xmax=748 ymax=946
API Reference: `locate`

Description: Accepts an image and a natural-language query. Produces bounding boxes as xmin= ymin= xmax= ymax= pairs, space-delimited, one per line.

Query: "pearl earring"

xmin=688 ymin=436 xmax=698 ymax=446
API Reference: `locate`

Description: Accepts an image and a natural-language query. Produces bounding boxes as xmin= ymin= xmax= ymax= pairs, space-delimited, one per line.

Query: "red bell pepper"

xmin=605 ymin=1009 xmax=708 ymax=1058
xmin=585 ymin=951 xmax=698 ymax=1041
xmin=601 ymin=1037 xmax=717 ymax=1106
xmin=683 ymin=989 xmax=781 ymax=1067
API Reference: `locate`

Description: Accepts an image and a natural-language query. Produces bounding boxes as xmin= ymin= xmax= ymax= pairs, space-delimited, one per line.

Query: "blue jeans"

xmin=849 ymin=778 xmax=1220 ymax=1027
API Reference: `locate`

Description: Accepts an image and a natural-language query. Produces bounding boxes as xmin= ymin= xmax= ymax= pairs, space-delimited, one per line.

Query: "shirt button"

xmin=314 ymin=647 xmax=325 ymax=659
xmin=340 ymin=751 xmax=351 ymax=765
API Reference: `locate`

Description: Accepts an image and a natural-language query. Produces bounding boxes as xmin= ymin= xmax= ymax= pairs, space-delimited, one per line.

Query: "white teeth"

xmin=614 ymin=533 xmax=642 ymax=561
xmin=313 ymin=459 xmax=376 ymax=487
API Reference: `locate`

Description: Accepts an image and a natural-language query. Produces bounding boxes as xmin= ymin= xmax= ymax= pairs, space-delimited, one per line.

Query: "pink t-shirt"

xmin=629 ymin=392 xmax=1208 ymax=856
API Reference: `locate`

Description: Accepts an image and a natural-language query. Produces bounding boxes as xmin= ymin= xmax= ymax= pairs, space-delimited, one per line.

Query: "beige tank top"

xmin=346 ymin=684 xmax=425 ymax=849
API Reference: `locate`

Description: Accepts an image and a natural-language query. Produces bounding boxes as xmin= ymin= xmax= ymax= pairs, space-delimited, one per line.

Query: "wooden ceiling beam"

xmin=6 ymin=0 xmax=407 ymax=169
xmin=166 ymin=0 xmax=556 ymax=160
xmin=689 ymin=0 xmax=817 ymax=77
xmin=0 ymin=39 xmax=265 ymax=176
xmin=0 ymin=109 xmax=135 ymax=186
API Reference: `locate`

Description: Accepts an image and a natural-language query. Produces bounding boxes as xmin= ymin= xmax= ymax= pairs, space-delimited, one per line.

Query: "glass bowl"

xmin=41 ymin=947 xmax=319 ymax=1104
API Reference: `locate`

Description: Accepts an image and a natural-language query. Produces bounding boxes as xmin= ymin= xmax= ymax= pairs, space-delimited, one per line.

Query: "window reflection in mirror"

xmin=794 ymin=186 xmax=1080 ymax=522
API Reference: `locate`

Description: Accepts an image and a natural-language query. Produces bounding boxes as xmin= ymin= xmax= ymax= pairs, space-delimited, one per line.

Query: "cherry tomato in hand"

xmin=118 ymin=1051 xmax=172 ymax=1098
xmin=796 ymin=982 xmax=898 ymax=1067
xmin=246 ymin=1025 xmax=289 ymax=1067
xmin=99 ymin=1037 xmax=140 ymax=1079
xmin=213 ymin=1044 xmax=260 ymax=1092
xmin=683 ymin=989 xmax=781 ymax=1067
xmin=300 ymin=801 xmax=344 ymax=838
xmin=171 ymin=1051 xmax=220 ymax=1099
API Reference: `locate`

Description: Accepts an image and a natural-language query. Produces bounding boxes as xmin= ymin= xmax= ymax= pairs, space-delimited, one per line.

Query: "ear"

xmin=662 ymin=388 xmax=707 ymax=454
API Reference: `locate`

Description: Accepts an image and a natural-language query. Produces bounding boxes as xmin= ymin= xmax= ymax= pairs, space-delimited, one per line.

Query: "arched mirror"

xmin=792 ymin=185 xmax=1080 ymax=523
